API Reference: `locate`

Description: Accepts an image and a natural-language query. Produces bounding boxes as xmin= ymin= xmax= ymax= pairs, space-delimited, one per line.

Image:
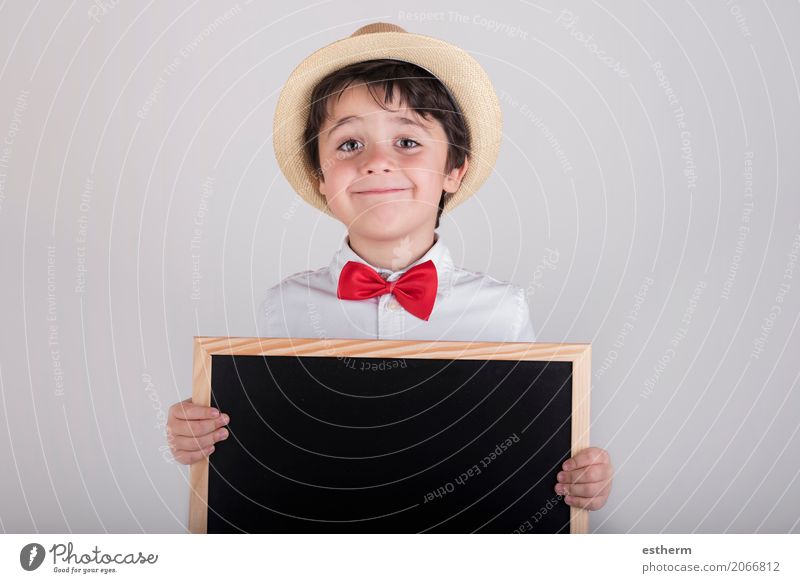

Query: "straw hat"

xmin=272 ymin=22 xmax=502 ymax=218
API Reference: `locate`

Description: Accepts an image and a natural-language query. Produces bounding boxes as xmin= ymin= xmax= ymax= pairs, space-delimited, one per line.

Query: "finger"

xmin=173 ymin=445 xmax=216 ymax=465
xmin=563 ymin=493 xmax=608 ymax=511
xmin=168 ymin=414 xmax=229 ymax=439
xmin=558 ymin=463 xmax=612 ymax=485
xmin=171 ymin=427 xmax=228 ymax=452
xmin=563 ymin=447 xmax=610 ymax=471
xmin=555 ymin=480 xmax=611 ymax=499
xmin=170 ymin=398 xmax=221 ymax=421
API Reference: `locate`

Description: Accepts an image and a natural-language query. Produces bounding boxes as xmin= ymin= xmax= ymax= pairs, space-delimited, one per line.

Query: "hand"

xmin=166 ymin=398 xmax=230 ymax=465
xmin=554 ymin=446 xmax=613 ymax=510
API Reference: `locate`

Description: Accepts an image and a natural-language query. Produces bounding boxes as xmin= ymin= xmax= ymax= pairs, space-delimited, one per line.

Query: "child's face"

xmin=316 ymin=84 xmax=468 ymax=241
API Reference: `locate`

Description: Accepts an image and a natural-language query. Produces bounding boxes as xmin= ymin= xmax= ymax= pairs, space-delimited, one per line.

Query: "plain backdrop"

xmin=0 ymin=0 xmax=798 ymax=533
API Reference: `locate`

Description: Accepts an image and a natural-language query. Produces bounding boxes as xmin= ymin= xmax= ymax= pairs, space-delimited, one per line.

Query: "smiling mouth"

xmin=353 ymin=188 xmax=411 ymax=195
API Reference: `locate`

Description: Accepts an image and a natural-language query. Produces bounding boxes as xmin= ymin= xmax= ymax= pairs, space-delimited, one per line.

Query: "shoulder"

xmin=450 ymin=265 xmax=526 ymax=303
xmin=259 ymin=266 xmax=332 ymax=308
xmin=256 ymin=267 xmax=332 ymax=336
xmin=447 ymin=266 xmax=535 ymax=342
xmin=266 ymin=267 xmax=327 ymax=292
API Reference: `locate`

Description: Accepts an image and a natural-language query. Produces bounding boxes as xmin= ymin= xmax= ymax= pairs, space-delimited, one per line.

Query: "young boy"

xmin=167 ymin=23 xmax=612 ymax=512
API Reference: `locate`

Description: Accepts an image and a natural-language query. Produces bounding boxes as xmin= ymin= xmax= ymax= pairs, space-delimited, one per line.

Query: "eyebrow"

xmin=325 ymin=115 xmax=431 ymax=136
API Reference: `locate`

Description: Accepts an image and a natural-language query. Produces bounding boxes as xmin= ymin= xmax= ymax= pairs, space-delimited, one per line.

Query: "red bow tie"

xmin=337 ymin=260 xmax=438 ymax=321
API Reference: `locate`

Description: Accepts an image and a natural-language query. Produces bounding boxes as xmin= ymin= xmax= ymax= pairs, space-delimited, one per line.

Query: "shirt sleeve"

xmin=514 ymin=286 xmax=536 ymax=342
xmin=255 ymin=286 xmax=274 ymax=338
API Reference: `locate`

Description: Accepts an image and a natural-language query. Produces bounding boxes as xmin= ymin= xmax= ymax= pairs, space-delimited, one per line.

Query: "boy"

xmin=167 ymin=23 xmax=612 ymax=512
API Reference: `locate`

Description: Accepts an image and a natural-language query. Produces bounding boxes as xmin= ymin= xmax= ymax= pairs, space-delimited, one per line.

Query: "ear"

xmin=443 ymin=156 xmax=469 ymax=193
xmin=318 ymin=174 xmax=327 ymax=197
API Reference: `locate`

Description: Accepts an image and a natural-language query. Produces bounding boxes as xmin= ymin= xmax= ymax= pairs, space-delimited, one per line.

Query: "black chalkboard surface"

xmin=189 ymin=337 xmax=591 ymax=534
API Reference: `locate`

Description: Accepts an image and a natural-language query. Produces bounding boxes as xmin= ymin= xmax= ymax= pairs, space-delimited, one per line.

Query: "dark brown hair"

xmin=303 ymin=59 xmax=470 ymax=229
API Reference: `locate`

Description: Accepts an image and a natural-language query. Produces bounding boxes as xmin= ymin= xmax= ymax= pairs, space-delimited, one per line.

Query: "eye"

xmin=337 ymin=138 xmax=362 ymax=153
xmin=396 ymin=137 xmax=420 ymax=149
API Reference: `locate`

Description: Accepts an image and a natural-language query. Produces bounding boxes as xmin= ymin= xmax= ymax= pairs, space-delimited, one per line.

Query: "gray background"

xmin=1 ymin=0 xmax=798 ymax=533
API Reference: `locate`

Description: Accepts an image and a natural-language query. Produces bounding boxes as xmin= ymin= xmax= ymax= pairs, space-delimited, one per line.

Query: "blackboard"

xmin=189 ymin=337 xmax=590 ymax=534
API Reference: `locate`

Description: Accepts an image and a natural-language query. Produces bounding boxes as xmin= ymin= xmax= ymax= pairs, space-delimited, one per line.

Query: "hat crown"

xmin=350 ymin=22 xmax=407 ymax=37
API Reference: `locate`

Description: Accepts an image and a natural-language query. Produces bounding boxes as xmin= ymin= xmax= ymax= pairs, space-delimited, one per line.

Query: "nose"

xmin=361 ymin=141 xmax=395 ymax=175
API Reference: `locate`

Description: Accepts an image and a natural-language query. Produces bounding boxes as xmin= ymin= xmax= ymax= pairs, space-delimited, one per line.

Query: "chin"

xmin=350 ymin=218 xmax=409 ymax=240
xmin=351 ymin=212 xmax=430 ymax=240
xmin=332 ymin=198 xmax=437 ymax=236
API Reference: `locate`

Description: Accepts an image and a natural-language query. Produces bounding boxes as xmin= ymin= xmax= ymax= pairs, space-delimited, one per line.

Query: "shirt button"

xmin=387 ymin=299 xmax=400 ymax=311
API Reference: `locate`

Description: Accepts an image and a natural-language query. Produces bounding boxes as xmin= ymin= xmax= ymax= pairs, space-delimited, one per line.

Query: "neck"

xmin=348 ymin=230 xmax=437 ymax=272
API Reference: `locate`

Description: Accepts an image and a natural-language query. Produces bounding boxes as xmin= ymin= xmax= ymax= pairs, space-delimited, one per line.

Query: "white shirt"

xmin=257 ymin=232 xmax=536 ymax=343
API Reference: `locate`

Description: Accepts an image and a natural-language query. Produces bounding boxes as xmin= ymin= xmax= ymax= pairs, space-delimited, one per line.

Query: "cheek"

xmin=407 ymin=153 xmax=448 ymax=189
xmin=327 ymin=157 xmax=357 ymax=179
xmin=321 ymin=162 xmax=349 ymax=193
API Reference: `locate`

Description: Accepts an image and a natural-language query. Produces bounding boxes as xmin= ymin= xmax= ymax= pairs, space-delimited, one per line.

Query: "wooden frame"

xmin=189 ymin=336 xmax=591 ymax=534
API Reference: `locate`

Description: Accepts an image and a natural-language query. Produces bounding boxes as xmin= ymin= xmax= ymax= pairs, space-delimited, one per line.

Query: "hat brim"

xmin=273 ymin=29 xmax=503 ymax=218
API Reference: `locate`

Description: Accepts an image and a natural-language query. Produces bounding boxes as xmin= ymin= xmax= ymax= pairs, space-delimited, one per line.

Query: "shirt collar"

xmin=329 ymin=232 xmax=456 ymax=297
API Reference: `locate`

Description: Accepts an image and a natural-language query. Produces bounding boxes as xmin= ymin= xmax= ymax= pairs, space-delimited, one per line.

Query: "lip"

xmin=352 ymin=187 xmax=410 ymax=195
